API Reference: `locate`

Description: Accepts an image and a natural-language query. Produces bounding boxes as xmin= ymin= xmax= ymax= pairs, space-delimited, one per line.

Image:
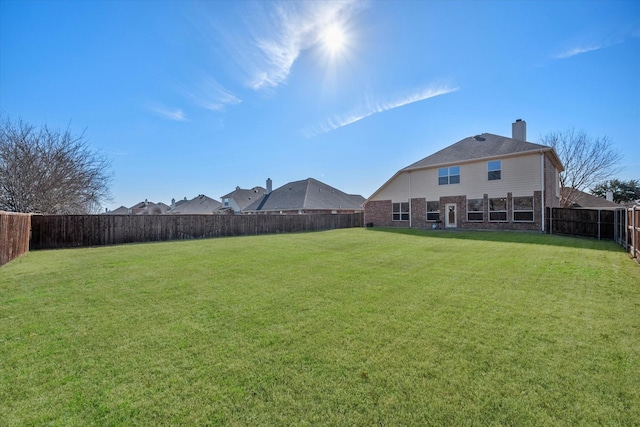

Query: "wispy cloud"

xmin=147 ymin=104 xmax=188 ymax=122
xmin=185 ymin=77 xmax=242 ymax=112
xmin=553 ymin=44 xmax=607 ymax=59
xmin=239 ymin=0 xmax=366 ymax=90
xmin=303 ymin=84 xmax=459 ymax=138
xmin=552 ymin=24 xmax=640 ymax=59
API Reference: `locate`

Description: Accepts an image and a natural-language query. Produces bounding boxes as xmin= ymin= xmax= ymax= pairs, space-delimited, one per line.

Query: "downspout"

xmin=540 ymin=153 xmax=545 ymax=232
xmin=634 ymin=206 xmax=637 ymax=260
xmin=408 ymin=171 xmax=412 ymax=228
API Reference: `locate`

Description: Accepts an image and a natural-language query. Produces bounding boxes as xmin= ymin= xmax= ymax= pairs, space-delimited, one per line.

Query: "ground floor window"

xmin=392 ymin=202 xmax=409 ymax=221
xmin=426 ymin=201 xmax=439 ymax=221
xmin=513 ymin=196 xmax=534 ymax=221
xmin=489 ymin=197 xmax=507 ymax=221
xmin=467 ymin=198 xmax=484 ymax=221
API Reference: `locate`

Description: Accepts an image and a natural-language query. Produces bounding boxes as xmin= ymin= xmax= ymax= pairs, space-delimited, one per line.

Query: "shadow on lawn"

xmin=365 ymin=227 xmax=624 ymax=253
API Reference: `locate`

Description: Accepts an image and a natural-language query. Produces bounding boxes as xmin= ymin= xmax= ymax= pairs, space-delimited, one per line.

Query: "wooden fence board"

xmin=629 ymin=207 xmax=640 ymax=264
xmin=0 ymin=212 xmax=31 ymax=266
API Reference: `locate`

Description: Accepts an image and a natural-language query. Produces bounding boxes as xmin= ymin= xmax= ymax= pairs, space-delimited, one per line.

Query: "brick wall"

xmin=364 ymin=200 xmax=400 ymax=227
xmin=365 ymin=192 xmax=543 ymax=231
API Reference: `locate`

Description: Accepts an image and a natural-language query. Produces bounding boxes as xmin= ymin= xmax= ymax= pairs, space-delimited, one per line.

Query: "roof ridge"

xmin=302 ymin=178 xmax=312 ymax=209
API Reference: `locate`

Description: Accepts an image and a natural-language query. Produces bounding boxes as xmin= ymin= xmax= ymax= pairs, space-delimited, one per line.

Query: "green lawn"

xmin=1 ymin=228 xmax=639 ymax=426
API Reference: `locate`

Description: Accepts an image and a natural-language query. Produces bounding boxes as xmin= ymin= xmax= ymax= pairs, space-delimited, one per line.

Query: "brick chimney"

xmin=512 ymin=119 xmax=526 ymax=141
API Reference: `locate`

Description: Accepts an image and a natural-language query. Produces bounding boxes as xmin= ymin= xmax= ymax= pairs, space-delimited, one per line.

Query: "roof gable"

xmin=221 ymin=186 xmax=266 ymax=211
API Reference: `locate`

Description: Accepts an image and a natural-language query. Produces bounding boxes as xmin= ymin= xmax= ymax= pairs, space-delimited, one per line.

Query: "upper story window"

xmin=488 ymin=160 xmax=501 ymax=181
xmin=438 ymin=166 xmax=460 ymax=185
xmin=223 ymin=198 xmax=230 ymax=207
xmin=392 ymin=202 xmax=409 ymax=221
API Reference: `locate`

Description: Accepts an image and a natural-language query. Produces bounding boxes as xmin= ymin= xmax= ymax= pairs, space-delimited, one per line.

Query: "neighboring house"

xmin=561 ymin=188 xmax=621 ymax=210
xmin=104 ymin=206 xmax=129 ymax=215
xmin=129 ymin=200 xmax=170 ymax=215
xmin=364 ymin=120 xmax=564 ymax=232
xmin=168 ymin=194 xmax=222 ymax=214
xmin=245 ymin=178 xmax=365 ymax=214
xmin=218 ymin=185 xmax=267 ymax=214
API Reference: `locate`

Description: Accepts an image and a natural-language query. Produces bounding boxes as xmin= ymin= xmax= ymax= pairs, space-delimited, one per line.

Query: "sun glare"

xmin=322 ymin=24 xmax=346 ymax=54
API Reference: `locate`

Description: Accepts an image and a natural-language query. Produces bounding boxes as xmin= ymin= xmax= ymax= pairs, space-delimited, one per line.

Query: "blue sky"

xmin=1 ymin=0 xmax=638 ymax=211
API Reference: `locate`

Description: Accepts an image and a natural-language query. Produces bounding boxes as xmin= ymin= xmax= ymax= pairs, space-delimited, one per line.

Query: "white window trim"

xmin=438 ymin=166 xmax=460 ymax=185
xmin=488 ymin=160 xmax=501 ymax=181
xmin=467 ymin=199 xmax=484 ymax=222
xmin=392 ymin=202 xmax=409 ymax=221
xmin=426 ymin=201 xmax=439 ymax=221
xmin=513 ymin=196 xmax=534 ymax=222
xmin=489 ymin=197 xmax=508 ymax=222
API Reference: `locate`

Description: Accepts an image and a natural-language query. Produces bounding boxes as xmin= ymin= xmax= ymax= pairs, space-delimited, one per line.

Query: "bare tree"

xmin=0 ymin=115 xmax=112 ymax=214
xmin=540 ymin=129 xmax=622 ymax=208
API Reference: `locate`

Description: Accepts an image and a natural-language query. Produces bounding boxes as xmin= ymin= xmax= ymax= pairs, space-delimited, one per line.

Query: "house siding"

xmin=371 ymin=153 xmax=545 ymax=202
xmin=544 ymin=154 xmax=561 ymax=208
xmin=372 ymin=173 xmax=410 ymax=202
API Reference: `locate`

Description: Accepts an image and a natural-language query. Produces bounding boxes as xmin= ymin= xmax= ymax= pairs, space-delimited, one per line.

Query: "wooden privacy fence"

xmin=547 ymin=206 xmax=640 ymax=265
xmin=0 ymin=212 xmax=31 ymax=267
xmin=547 ymin=208 xmax=615 ymax=240
xmin=623 ymin=206 xmax=640 ymax=264
xmin=30 ymin=213 xmax=364 ymax=250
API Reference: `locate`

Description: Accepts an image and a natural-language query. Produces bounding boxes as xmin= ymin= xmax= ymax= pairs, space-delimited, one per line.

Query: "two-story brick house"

xmin=364 ymin=120 xmax=564 ymax=232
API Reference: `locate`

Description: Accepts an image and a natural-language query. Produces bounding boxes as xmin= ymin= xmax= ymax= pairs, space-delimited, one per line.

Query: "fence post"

xmin=634 ymin=206 xmax=637 ymax=261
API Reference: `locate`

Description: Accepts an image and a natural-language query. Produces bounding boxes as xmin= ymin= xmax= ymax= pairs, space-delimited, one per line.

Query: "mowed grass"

xmin=1 ymin=228 xmax=639 ymax=426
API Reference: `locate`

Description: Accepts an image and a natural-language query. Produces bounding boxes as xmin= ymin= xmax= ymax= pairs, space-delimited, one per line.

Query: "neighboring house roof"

xmin=168 ymin=195 xmax=221 ymax=214
xmin=105 ymin=206 xmax=129 ymax=215
xmin=245 ymin=178 xmax=365 ymax=212
xmin=402 ymin=133 xmax=564 ymax=172
xmin=561 ymin=188 xmax=621 ymax=209
xmin=130 ymin=200 xmax=170 ymax=215
xmin=220 ymin=186 xmax=266 ymax=212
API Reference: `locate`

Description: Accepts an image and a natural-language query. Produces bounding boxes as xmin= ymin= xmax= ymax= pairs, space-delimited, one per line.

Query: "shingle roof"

xmin=220 ymin=187 xmax=266 ymax=211
xmin=246 ymin=178 xmax=364 ymax=212
xmin=104 ymin=206 xmax=129 ymax=215
xmin=168 ymin=195 xmax=221 ymax=214
xmin=402 ymin=133 xmax=563 ymax=171
xmin=129 ymin=200 xmax=170 ymax=215
xmin=561 ymin=188 xmax=621 ymax=209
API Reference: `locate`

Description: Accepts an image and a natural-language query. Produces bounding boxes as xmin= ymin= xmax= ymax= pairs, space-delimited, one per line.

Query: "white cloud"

xmin=552 ymin=26 xmax=638 ymax=59
xmin=186 ymin=77 xmax=242 ymax=112
xmin=303 ymin=84 xmax=459 ymax=138
xmin=553 ymin=43 xmax=607 ymax=59
xmin=240 ymin=0 xmax=365 ymax=90
xmin=147 ymin=104 xmax=188 ymax=122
